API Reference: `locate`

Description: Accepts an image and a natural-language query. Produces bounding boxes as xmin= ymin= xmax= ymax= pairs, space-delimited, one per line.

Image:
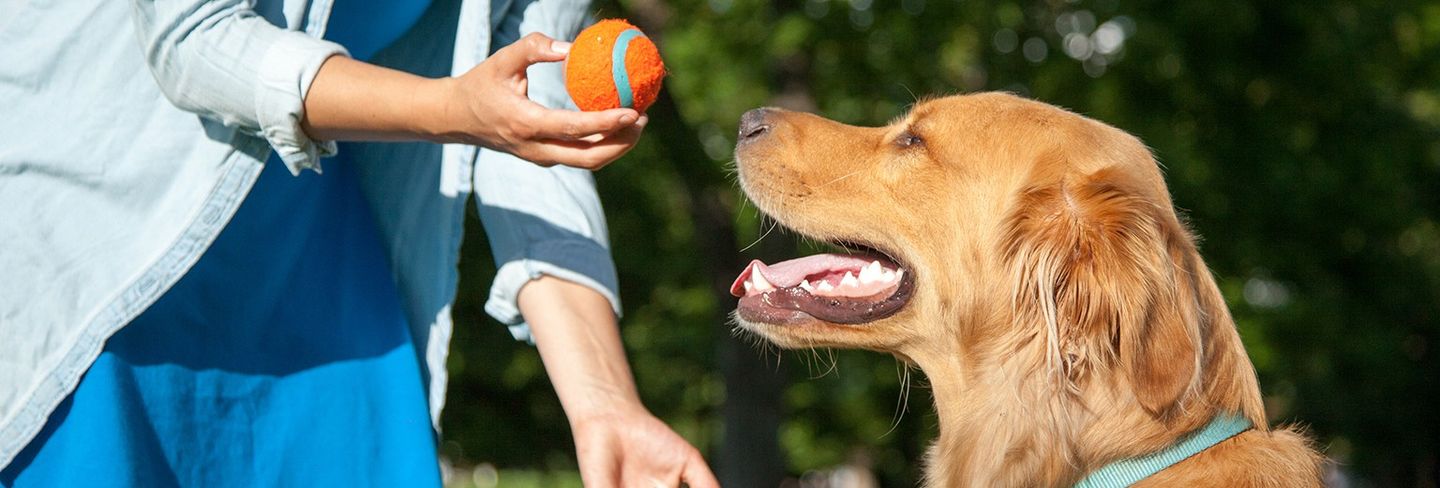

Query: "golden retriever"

xmin=729 ymin=93 xmax=1326 ymax=487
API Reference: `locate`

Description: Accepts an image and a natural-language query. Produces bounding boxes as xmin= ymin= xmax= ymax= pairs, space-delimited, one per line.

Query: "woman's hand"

xmin=302 ymin=34 xmax=646 ymax=170
xmin=436 ymin=33 xmax=647 ymax=169
xmin=570 ymin=404 xmax=719 ymax=488
xmin=518 ymin=276 xmax=718 ymax=488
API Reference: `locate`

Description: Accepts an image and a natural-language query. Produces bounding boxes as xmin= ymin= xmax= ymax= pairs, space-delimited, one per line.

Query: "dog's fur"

xmin=732 ymin=93 xmax=1326 ymax=487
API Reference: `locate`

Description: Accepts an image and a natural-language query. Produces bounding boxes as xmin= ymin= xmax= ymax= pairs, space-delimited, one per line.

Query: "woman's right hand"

xmin=302 ymin=33 xmax=647 ymax=170
xmin=435 ymin=33 xmax=648 ymax=169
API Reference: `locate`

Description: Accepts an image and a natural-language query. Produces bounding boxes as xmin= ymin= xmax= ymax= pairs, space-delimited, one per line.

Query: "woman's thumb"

xmin=493 ymin=33 xmax=569 ymax=75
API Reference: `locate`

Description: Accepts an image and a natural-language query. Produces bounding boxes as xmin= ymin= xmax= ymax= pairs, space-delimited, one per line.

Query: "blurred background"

xmin=439 ymin=0 xmax=1440 ymax=486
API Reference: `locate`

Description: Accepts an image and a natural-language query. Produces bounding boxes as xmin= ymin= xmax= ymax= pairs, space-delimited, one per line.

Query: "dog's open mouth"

xmin=730 ymin=245 xmax=915 ymax=325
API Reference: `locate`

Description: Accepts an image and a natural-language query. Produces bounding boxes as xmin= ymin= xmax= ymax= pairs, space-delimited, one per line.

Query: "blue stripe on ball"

xmin=610 ymin=29 xmax=645 ymax=109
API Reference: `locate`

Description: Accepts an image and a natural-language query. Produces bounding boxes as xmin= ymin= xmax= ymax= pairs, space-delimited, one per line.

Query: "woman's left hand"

xmin=571 ymin=405 xmax=719 ymax=488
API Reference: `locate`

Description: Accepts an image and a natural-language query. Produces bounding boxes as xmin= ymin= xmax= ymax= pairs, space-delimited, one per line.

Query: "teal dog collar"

xmin=1074 ymin=415 xmax=1252 ymax=488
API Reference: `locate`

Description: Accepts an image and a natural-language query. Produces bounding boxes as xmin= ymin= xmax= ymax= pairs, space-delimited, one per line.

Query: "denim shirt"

xmin=0 ymin=0 xmax=619 ymax=469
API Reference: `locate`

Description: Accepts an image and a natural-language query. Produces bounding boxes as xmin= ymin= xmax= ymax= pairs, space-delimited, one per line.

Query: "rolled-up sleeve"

xmin=131 ymin=0 xmax=347 ymax=174
xmin=474 ymin=156 xmax=622 ymax=342
xmin=476 ymin=1 xmax=617 ymax=341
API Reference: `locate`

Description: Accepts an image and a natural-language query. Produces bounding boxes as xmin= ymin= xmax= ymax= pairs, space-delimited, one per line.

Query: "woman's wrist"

xmin=410 ymin=76 xmax=471 ymax=145
xmin=560 ymin=383 xmax=647 ymax=428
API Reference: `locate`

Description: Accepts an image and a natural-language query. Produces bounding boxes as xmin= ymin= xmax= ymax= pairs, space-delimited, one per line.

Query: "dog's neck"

xmin=909 ymin=286 xmax=1266 ymax=487
xmin=916 ymin=343 xmax=1095 ymax=487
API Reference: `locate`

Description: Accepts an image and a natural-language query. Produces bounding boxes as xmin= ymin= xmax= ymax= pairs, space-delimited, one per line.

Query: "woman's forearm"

xmin=299 ymin=55 xmax=458 ymax=142
xmin=518 ymin=276 xmax=643 ymax=422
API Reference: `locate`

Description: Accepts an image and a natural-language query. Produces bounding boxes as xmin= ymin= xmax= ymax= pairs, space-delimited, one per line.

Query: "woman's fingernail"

xmin=552 ymin=41 xmax=572 ymax=54
xmin=619 ymin=113 xmax=637 ymax=125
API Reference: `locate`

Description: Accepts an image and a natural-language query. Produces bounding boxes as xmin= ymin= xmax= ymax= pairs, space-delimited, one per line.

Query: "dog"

xmin=729 ymin=92 xmax=1326 ymax=487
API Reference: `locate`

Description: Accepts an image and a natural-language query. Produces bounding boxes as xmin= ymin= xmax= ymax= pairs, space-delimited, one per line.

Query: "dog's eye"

xmin=895 ymin=131 xmax=924 ymax=148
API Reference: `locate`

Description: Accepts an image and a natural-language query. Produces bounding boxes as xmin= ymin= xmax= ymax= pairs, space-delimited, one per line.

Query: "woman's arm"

xmin=518 ymin=276 xmax=719 ymax=488
xmin=301 ymin=34 xmax=646 ymax=169
xmin=132 ymin=0 xmax=641 ymax=171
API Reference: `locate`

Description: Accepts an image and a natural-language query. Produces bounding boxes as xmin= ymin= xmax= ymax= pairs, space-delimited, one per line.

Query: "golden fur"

xmin=732 ymin=93 xmax=1326 ymax=487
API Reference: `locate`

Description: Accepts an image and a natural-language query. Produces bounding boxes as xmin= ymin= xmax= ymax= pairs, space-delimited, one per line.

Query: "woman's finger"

xmin=526 ymin=118 xmax=646 ymax=169
xmin=490 ymin=32 xmax=570 ymax=77
xmin=575 ymin=447 xmax=621 ymax=488
xmin=679 ymin=452 xmax=720 ymax=488
xmin=525 ymin=104 xmax=640 ymax=141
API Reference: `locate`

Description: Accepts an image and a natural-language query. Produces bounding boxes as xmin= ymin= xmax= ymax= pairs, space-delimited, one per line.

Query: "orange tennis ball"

xmin=564 ymin=19 xmax=665 ymax=113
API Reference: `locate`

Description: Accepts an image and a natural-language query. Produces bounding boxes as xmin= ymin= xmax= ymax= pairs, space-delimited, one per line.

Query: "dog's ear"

xmin=1002 ymin=167 xmax=1204 ymax=419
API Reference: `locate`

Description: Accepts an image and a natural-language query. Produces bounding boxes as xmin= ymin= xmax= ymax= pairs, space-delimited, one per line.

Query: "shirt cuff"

xmin=254 ymin=30 xmax=348 ymax=175
xmin=484 ymin=239 xmax=623 ymax=344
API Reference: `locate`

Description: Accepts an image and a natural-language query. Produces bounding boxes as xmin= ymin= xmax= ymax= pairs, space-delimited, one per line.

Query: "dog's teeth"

xmin=840 ymin=272 xmax=859 ymax=288
xmin=743 ymin=281 xmax=753 ymax=293
xmin=817 ymin=281 xmax=835 ymax=292
xmin=799 ymin=279 xmax=814 ymax=292
xmin=880 ymin=269 xmax=896 ymax=282
xmin=859 ymin=262 xmax=882 ymax=284
xmin=751 ymin=272 xmax=776 ymax=292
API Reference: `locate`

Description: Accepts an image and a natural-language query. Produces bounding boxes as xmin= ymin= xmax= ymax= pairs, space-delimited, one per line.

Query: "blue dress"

xmin=1 ymin=2 xmax=440 ymax=486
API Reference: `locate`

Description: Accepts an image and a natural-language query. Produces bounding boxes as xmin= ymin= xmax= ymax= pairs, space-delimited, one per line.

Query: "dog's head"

xmin=732 ymin=92 xmax=1212 ymax=417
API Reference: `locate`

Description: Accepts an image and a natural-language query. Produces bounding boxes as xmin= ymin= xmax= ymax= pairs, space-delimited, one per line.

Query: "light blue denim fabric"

xmin=0 ymin=0 xmax=617 ymax=469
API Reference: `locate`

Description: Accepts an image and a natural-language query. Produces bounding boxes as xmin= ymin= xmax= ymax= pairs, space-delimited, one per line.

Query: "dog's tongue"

xmin=730 ymin=254 xmax=890 ymax=297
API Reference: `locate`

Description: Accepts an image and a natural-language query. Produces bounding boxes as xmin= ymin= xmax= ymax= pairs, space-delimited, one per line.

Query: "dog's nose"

xmin=738 ymin=108 xmax=776 ymax=142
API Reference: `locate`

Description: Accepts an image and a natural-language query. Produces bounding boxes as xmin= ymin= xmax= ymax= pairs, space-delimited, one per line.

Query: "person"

xmin=0 ymin=0 xmax=717 ymax=486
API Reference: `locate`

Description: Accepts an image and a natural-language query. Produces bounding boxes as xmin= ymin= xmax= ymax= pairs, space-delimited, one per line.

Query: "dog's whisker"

xmin=728 ymin=316 xmax=791 ymax=377
xmin=815 ymin=169 xmax=863 ymax=189
xmin=899 ymin=83 xmax=920 ymax=107
xmin=805 ymin=352 xmax=822 ymax=379
xmin=816 ymin=348 xmax=839 ymax=379
xmin=807 ymin=345 xmax=829 ymax=379
xmin=740 ymin=217 xmax=780 ymax=253
xmin=881 ymin=362 xmax=913 ymax=439
xmin=796 ymin=345 xmax=814 ymax=377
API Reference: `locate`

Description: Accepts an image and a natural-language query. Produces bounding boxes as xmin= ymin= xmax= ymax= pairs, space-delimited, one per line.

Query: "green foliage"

xmin=442 ymin=1 xmax=1440 ymax=485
